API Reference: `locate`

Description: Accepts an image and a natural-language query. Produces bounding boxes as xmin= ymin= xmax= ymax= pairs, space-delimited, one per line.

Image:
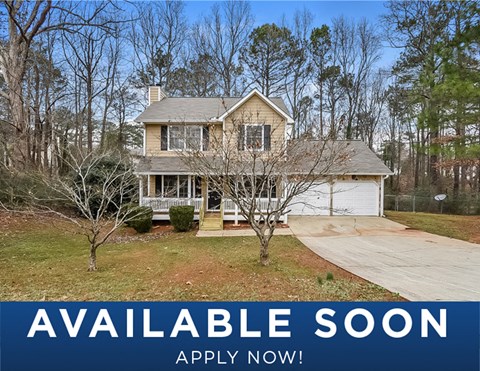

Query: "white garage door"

xmin=288 ymin=183 xmax=330 ymax=216
xmin=333 ymin=181 xmax=379 ymax=216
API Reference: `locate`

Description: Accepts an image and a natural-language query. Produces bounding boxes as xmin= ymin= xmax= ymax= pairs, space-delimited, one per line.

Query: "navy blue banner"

xmin=0 ymin=302 xmax=479 ymax=371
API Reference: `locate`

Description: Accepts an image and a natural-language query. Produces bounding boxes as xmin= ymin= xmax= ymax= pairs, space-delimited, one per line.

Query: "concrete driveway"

xmin=288 ymin=216 xmax=480 ymax=301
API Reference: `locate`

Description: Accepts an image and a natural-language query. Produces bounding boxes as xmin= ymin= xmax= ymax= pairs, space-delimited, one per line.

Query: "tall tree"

xmin=192 ymin=0 xmax=253 ymax=97
xmin=242 ymin=23 xmax=294 ymax=97
xmin=284 ymin=9 xmax=313 ymax=138
xmin=130 ymin=0 xmax=187 ymax=92
xmin=61 ymin=7 xmax=109 ymax=153
xmin=332 ymin=17 xmax=382 ymax=140
xmin=170 ymin=54 xmax=219 ymax=97
xmin=0 ymin=0 xmax=55 ymax=168
xmin=385 ymin=1 xmax=453 ymax=192
xmin=310 ymin=24 xmax=332 ymax=138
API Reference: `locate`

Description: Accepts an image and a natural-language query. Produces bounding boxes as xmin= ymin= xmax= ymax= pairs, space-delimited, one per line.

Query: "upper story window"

xmin=238 ymin=124 xmax=271 ymax=151
xmin=161 ymin=125 xmax=209 ymax=151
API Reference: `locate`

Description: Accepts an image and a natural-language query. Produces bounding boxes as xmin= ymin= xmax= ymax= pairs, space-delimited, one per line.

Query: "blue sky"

xmin=184 ymin=1 xmax=400 ymax=68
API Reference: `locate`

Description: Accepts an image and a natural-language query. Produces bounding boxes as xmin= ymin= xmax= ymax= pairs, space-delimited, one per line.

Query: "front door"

xmin=207 ymin=185 xmax=222 ymax=211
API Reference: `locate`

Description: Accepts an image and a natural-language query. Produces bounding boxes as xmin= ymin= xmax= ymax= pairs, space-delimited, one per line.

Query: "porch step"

xmin=200 ymin=213 xmax=223 ymax=231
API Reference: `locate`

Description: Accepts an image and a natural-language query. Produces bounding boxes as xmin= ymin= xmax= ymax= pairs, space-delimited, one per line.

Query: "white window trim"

xmin=245 ymin=124 xmax=264 ymax=151
xmin=156 ymin=175 xmax=199 ymax=199
xmin=167 ymin=125 xmax=204 ymax=151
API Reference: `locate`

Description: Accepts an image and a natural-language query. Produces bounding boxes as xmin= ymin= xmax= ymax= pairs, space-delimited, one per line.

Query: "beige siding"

xmin=210 ymin=124 xmax=223 ymax=150
xmin=224 ymin=95 xmax=286 ymax=152
xmin=145 ymin=123 xmax=222 ymax=156
xmin=143 ymin=94 xmax=287 ymax=163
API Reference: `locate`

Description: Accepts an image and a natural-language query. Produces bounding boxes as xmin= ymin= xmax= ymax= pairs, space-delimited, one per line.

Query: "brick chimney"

xmin=148 ymin=85 xmax=167 ymax=105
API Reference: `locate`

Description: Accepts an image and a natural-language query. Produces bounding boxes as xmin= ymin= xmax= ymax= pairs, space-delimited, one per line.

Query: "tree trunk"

xmin=259 ymin=235 xmax=270 ymax=266
xmin=260 ymin=243 xmax=269 ymax=266
xmin=87 ymin=74 xmax=93 ymax=153
xmin=88 ymin=246 xmax=98 ymax=272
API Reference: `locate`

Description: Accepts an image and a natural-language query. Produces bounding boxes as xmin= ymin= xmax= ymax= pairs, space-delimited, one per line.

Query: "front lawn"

xmin=0 ymin=212 xmax=402 ymax=301
xmin=386 ymin=211 xmax=480 ymax=244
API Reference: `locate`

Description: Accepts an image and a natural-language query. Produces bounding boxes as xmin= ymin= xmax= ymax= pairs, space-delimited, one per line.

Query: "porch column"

xmin=329 ymin=180 xmax=334 ymax=216
xmin=147 ymin=175 xmax=151 ymax=197
xmin=188 ymin=175 xmax=192 ymax=205
xmin=234 ymin=203 xmax=239 ymax=225
xmin=139 ymin=177 xmax=144 ymax=206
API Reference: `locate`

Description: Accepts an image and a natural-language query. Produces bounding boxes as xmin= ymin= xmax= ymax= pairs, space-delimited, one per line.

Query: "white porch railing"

xmin=141 ymin=197 xmax=203 ymax=212
xmin=223 ymin=198 xmax=279 ymax=212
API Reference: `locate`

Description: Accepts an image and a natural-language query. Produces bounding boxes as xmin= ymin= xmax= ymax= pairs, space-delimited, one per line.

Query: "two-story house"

xmin=135 ymin=87 xmax=392 ymax=230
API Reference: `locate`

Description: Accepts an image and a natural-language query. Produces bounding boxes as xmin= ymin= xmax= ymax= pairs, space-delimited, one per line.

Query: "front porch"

xmin=139 ymin=174 xmax=286 ymax=230
xmin=140 ymin=197 xmax=203 ymax=220
xmin=139 ymin=196 xmax=286 ymax=223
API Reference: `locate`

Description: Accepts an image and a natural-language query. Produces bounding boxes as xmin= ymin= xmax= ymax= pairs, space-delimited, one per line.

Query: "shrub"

xmin=169 ymin=205 xmax=194 ymax=232
xmin=126 ymin=206 xmax=153 ymax=233
xmin=326 ymin=272 xmax=334 ymax=281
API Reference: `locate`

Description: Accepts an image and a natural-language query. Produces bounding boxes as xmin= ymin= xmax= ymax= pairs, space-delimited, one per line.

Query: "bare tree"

xmin=333 ymin=17 xmax=382 ymax=140
xmin=39 ymin=150 xmax=145 ymax=271
xmin=0 ymin=0 xmax=54 ymax=167
xmin=180 ymin=113 xmax=348 ymax=266
xmin=0 ymin=0 xmax=120 ymax=166
xmin=129 ymin=0 xmax=187 ymax=92
xmin=356 ymin=69 xmax=390 ymax=149
xmin=284 ymin=9 xmax=314 ymax=138
xmin=192 ymin=0 xmax=253 ymax=96
xmin=61 ymin=3 xmax=110 ymax=153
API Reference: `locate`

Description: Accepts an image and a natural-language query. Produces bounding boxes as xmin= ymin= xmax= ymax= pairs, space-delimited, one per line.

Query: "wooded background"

xmin=1 ymin=0 xmax=479 ymax=213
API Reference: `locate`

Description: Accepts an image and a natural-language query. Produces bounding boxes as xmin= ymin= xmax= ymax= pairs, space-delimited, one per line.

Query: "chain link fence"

xmin=385 ymin=194 xmax=480 ymax=215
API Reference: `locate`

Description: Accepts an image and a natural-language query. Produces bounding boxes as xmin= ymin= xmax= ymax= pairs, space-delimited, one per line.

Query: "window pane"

xmin=155 ymin=175 xmax=162 ymax=196
xmin=178 ymin=176 xmax=189 ymax=198
xmin=260 ymin=177 xmax=277 ymax=198
xmin=163 ymin=175 xmax=177 ymax=197
xmin=169 ymin=126 xmax=184 ymax=150
xmin=186 ymin=126 xmax=201 ymax=150
xmin=246 ymin=126 xmax=263 ymax=150
xmin=192 ymin=176 xmax=202 ymax=198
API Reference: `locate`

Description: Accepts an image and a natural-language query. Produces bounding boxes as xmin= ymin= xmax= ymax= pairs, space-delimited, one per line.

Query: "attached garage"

xmin=287 ymin=140 xmax=392 ymax=218
xmin=288 ymin=179 xmax=381 ymax=217
xmin=288 ymin=183 xmax=330 ymax=216
xmin=332 ymin=181 xmax=379 ymax=216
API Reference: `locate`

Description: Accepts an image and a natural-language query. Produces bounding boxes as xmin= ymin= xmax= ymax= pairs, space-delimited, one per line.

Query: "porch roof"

xmin=135 ymin=141 xmax=392 ymax=176
xmin=136 ymin=156 xmax=192 ymax=174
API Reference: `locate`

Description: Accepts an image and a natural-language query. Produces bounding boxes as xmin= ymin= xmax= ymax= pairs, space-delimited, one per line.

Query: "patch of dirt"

xmin=111 ymin=221 xmax=186 ymax=243
xmin=0 ymin=210 xmax=64 ymax=234
xmin=223 ymin=221 xmax=290 ymax=230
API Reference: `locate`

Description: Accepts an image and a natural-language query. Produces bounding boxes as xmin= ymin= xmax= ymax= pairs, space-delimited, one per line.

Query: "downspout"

xmin=380 ymin=175 xmax=390 ymax=217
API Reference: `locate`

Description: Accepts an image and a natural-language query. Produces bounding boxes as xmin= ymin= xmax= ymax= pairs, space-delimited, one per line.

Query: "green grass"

xmin=386 ymin=211 xmax=480 ymax=243
xmin=0 ymin=215 xmax=402 ymax=301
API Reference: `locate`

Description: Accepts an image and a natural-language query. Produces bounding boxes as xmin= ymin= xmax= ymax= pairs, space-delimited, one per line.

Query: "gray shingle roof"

xmin=290 ymin=140 xmax=393 ymax=175
xmin=135 ymin=140 xmax=392 ymax=175
xmin=342 ymin=140 xmax=393 ymax=175
xmin=135 ymin=97 xmax=290 ymax=123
